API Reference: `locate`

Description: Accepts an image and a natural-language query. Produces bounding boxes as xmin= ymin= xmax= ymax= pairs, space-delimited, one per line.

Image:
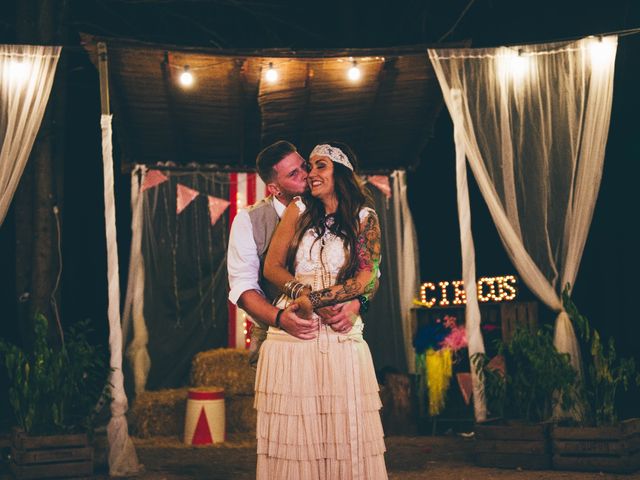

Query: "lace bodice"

xmin=293 ymin=205 xmax=375 ymax=290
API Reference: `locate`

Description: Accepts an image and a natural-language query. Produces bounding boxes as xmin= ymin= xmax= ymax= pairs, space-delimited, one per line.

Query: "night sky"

xmin=1 ymin=0 xmax=639 ymax=416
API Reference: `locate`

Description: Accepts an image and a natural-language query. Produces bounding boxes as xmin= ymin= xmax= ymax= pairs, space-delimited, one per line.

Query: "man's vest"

xmin=246 ymin=196 xmax=280 ymax=366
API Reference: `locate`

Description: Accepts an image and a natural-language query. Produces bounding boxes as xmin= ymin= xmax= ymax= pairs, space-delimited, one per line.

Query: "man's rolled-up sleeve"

xmin=227 ymin=210 xmax=264 ymax=304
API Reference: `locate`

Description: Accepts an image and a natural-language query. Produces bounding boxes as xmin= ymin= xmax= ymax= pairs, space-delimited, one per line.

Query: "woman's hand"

xmin=294 ymin=295 xmax=314 ymax=320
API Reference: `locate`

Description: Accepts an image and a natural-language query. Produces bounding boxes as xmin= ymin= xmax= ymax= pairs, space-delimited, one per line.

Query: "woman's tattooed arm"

xmin=306 ymin=211 xmax=381 ymax=309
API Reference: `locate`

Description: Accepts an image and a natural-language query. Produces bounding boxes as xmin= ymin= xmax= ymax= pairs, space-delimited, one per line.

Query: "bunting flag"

xmin=176 ymin=184 xmax=199 ymax=214
xmin=207 ymin=195 xmax=230 ymax=226
xmin=142 ymin=169 xmax=168 ymax=191
xmin=456 ymin=373 xmax=473 ymax=406
xmin=227 ymin=172 xmax=267 ymax=349
xmin=367 ymin=175 xmax=391 ymax=198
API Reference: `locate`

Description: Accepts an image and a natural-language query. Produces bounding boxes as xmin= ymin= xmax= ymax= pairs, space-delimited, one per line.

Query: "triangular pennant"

xmin=208 ymin=195 xmax=231 ymax=226
xmin=141 ymin=169 xmax=168 ymax=192
xmin=456 ymin=373 xmax=473 ymax=406
xmin=176 ymin=184 xmax=199 ymax=214
xmin=191 ymin=407 xmax=213 ymax=445
xmin=367 ymin=175 xmax=391 ymax=199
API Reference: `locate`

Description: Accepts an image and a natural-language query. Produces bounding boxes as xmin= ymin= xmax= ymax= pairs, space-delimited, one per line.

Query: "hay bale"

xmin=129 ymin=388 xmax=190 ymax=438
xmin=226 ymin=395 xmax=256 ymax=433
xmin=191 ymin=348 xmax=255 ymax=396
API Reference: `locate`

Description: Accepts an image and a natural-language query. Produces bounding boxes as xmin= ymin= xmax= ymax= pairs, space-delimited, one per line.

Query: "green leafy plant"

xmin=473 ymin=326 xmax=577 ymax=423
xmin=562 ymin=285 xmax=640 ymax=426
xmin=0 ymin=314 xmax=111 ymax=434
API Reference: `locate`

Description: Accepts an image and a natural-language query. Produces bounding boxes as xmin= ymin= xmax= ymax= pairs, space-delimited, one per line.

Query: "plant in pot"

xmin=0 ymin=313 xmax=111 ymax=479
xmin=551 ymin=286 xmax=640 ymax=473
xmin=472 ymin=325 xmax=577 ymax=470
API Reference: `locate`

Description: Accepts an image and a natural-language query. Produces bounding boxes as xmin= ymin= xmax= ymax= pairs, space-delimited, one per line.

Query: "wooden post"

xmin=97 ymin=42 xmax=110 ymax=116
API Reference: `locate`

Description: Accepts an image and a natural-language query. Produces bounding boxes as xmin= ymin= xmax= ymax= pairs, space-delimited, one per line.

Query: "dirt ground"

xmin=79 ymin=433 xmax=639 ymax=480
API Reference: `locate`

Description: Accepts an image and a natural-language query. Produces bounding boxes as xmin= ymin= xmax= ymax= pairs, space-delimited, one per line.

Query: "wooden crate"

xmin=475 ymin=420 xmax=552 ymax=470
xmin=10 ymin=429 xmax=93 ymax=479
xmin=552 ymin=418 xmax=640 ymax=473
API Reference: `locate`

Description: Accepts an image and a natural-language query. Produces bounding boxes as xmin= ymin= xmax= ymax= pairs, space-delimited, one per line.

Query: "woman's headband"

xmin=310 ymin=144 xmax=354 ymax=171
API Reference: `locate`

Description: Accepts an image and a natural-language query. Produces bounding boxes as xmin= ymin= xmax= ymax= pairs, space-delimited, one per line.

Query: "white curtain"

xmin=429 ymin=36 xmax=617 ymax=419
xmin=0 ymin=45 xmax=60 ymax=225
xmin=123 ymin=166 xmax=151 ymax=395
xmin=391 ymin=171 xmax=420 ymax=374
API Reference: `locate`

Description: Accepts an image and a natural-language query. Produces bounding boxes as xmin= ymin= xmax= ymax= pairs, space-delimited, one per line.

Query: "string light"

xmin=588 ymin=36 xmax=616 ymax=70
xmin=180 ymin=65 xmax=194 ymax=87
xmin=416 ymin=275 xmax=518 ymax=308
xmin=7 ymin=59 xmax=29 ymax=85
xmin=265 ymin=62 xmax=278 ymax=83
xmin=498 ymin=48 xmax=530 ymax=84
xmin=348 ymin=60 xmax=361 ymax=81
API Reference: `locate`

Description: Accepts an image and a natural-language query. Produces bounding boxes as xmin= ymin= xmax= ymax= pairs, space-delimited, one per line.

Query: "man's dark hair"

xmin=256 ymin=140 xmax=297 ymax=183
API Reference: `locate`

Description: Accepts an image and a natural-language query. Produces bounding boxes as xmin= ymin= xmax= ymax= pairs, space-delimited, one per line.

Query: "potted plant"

xmin=0 ymin=313 xmax=110 ymax=479
xmin=472 ymin=325 xmax=577 ymax=470
xmin=551 ymin=287 xmax=640 ymax=473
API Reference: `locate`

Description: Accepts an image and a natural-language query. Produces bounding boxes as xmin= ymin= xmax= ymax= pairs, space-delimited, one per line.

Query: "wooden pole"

xmin=97 ymin=42 xmax=110 ymax=115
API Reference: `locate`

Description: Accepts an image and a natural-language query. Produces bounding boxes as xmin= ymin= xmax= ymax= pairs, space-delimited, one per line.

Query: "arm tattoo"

xmin=307 ymin=211 xmax=382 ymax=309
xmin=356 ymin=213 xmax=381 ymax=273
xmin=357 ymin=212 xmax=380 ymax=296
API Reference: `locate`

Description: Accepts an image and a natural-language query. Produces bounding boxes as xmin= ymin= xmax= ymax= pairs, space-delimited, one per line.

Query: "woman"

xmin=256 ymin=142 xmax=388 ymax=479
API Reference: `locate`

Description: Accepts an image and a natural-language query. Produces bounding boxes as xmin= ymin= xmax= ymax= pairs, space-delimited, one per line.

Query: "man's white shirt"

xmin=227 ymin=196 xmax=287 ymax=305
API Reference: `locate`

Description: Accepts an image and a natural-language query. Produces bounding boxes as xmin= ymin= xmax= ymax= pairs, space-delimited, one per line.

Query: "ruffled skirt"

xmin=254 ymin=321 xmax=388 ymax=479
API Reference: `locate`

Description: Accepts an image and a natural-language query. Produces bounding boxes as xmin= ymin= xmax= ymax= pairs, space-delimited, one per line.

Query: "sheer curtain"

xmin=0 ymin=45 xmax=60 ymax=225
xmin=429 ymin=36 xmax=617 ymax=420
xmin=391 ymin=171 xmax=421 ymax=374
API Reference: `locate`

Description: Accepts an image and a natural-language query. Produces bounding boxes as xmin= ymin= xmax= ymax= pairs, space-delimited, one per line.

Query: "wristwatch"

xmin=357 ymin=295 xmax=369 ymax=313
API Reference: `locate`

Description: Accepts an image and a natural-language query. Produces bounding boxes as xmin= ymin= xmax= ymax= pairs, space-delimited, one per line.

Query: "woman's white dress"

xmin=254 ymin=207 xmax=388 ymax=480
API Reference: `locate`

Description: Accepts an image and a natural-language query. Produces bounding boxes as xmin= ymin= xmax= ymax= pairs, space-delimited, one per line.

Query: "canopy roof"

xmin=82 ymin=35 xmax=463 ymax=172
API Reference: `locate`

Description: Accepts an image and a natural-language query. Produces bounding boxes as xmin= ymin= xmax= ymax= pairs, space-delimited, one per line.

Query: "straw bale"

xmin=129 ymin=388 xmax=190 ymax=438
xmin=191 ymin=348 xmax=255 ymax=396
xmin=226 ymin=395 xmax=256 ymax=433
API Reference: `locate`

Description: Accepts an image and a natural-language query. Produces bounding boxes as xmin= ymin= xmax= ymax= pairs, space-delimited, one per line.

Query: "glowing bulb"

xmin=180 ymin=65 xmax=194 ymax=87
xmin=498 ymin=49 xmax=530 ymax=83
xmin=348 ymin=61 xmax=361 ymax=81
xmin=589 ymin=36 xmax=616 ymax=70
xmin=265 ymin=63 xmax=278 ymax=83
xmin=8 ymin=59 xmax=29 ymax=84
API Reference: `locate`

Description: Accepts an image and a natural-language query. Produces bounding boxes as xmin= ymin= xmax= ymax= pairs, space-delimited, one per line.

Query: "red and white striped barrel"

xmin=183 ymin=387 xmax=225 ymax=445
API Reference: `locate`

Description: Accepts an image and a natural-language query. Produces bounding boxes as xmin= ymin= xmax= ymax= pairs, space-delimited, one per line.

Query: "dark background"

xmin=1 ymin=0 xmax=639 ymax=419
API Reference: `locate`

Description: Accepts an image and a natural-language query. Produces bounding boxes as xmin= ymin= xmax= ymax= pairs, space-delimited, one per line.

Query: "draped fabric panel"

xmin=391 ymin=171 xmax=420 ymax=374
xmin=101 ymin=115 xmax=142 ymax=476
xmin=0 ymin=45 xmax=60 ymax=225
xmin=429 ymin=37 xmax=617 ymax=419
xmin=365 ymin=172 xmax=419 ymax=375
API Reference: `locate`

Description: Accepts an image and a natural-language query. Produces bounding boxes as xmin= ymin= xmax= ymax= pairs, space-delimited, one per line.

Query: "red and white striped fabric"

xmin=228 ymin=172 xmax=267 ymax=348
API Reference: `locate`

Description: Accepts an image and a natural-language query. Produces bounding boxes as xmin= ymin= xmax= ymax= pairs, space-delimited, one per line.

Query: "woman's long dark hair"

xmin=286 ymin=142 xmax=373 ymax=284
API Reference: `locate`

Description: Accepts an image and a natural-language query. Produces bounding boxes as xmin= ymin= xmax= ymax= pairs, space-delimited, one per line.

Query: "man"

xmin=227 ymin=140 xmax=360 ymax=366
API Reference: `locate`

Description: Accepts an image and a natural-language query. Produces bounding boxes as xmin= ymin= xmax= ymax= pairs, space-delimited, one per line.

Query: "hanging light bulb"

xmin=180 ymin=65 xmax=194 ymax=87
xmin=265 ymin=62 xmax=278 ymax=83
xmin=8 ymin=59 xmax=29 ymax=85
xmin=497 ymin=48 xmax=530 ymax=84
xmin=588 ymin=36 xmax=616 ymax=70
xmin=348 ymin=60 xmax=361 ymax=81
